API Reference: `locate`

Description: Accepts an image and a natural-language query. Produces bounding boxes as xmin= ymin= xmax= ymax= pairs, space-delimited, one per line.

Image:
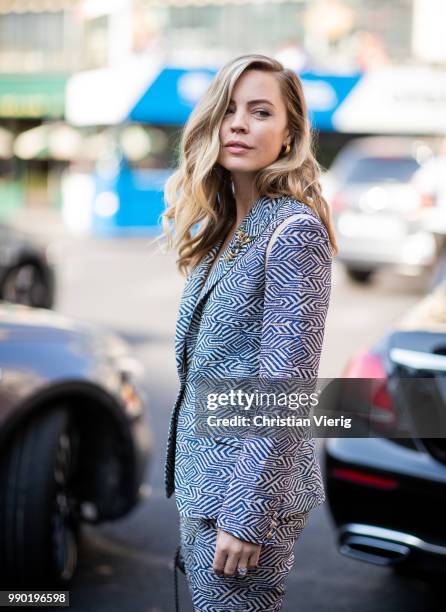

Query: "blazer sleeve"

xmin=216 ymin=214 xmax=332 ymax=545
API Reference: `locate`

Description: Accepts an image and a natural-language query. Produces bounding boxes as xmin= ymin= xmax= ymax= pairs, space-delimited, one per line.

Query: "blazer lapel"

xmin=175 ymin=195 xmax=288 ymax=381
xmin=174 ymin=238 xmax=223 ymax=381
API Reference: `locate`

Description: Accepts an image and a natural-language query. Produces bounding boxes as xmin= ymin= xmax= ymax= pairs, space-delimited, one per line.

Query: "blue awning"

xmin=129 ymin=67 xmax=361 ymax=131
xmin=67 ymin=63 xmax=446 ymax=134
xmin=67 ymin=60 xmax=362 ymax=132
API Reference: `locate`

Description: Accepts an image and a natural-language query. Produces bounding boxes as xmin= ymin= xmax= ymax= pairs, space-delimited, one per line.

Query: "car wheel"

xmin=345 ymin=267 xmax=374 ymax=284
xmin=1 ymin=262 xmax=52 ymax=308
xmin=0 ymin=407 xmax=81 ymax=588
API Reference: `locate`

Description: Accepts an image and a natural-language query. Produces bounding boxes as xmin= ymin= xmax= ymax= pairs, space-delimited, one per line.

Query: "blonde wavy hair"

xmin=161 ymin=53 xmax=338 ymax=276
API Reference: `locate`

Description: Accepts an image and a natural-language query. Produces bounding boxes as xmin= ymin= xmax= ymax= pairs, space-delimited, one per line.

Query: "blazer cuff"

xmin=216 ymin=502 xmax=281 ymax=546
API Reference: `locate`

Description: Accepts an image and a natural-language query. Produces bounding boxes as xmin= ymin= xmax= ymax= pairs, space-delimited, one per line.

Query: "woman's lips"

xmin=225 ymin=145 xmax=253 ymax=154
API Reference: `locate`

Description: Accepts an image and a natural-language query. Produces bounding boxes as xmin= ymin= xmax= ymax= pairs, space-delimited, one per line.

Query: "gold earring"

xmin=283 ymin=142 xmax=291 ymax=155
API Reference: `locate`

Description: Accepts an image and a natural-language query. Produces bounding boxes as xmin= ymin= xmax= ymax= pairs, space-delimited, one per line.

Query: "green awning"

xmin=0 ymin=74 xmax=68 ymax=119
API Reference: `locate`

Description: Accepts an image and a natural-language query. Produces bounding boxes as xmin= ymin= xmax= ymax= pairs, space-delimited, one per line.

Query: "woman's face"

xmin=217 ymin=69 xmax=290 ymax=176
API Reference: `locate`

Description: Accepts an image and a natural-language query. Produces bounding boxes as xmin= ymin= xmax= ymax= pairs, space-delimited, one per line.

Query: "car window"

xmin=342 ymin=157 xmax=421 ymax=184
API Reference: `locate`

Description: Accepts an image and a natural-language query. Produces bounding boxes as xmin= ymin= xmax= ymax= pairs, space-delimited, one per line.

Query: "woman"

xmin=162 ymin=53 xmax=337 ymax=611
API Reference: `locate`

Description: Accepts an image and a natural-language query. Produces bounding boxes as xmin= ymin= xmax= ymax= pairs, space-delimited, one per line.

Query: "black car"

xmin=0 ymin=223 xmax=56 ymax=308
xmin=0 ymin=303 xmax=152 ymax=588
xmin=323 ymin=280 xmax=446 ymax=579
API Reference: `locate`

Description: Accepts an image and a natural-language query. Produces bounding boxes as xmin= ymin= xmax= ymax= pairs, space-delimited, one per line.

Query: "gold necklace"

xmin=223 ymin=228 xmax=253 ymax=261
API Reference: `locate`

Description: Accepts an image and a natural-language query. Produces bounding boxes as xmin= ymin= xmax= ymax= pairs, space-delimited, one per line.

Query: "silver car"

xmin=0 ymin=304 xmax=152 ymax=588
xmin=326 ymin=137 xmax=438 ymax=283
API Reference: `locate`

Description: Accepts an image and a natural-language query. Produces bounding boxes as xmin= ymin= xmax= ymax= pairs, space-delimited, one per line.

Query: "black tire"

xmin=345 ymin=267 xmax=374 ymax=284
xmin=1 ymin=262 xmax=52 ymax=309
xmin=0 ymin=407 xmax=81 ymax=588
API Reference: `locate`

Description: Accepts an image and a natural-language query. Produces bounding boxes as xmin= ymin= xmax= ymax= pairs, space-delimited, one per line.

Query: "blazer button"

xmin=266 ymin=531 xmax=274 ymax=539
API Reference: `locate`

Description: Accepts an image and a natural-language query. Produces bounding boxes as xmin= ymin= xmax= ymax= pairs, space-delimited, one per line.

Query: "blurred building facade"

xmin=0 ymin=0 xmax=445 ymax=223
xmin=2 ymin=0 xmax=445 ymax=77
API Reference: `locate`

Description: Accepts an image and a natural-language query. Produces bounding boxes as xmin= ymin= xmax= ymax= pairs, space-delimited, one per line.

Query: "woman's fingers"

xmin=248 ymin=546 xmax=261 ymax=569
xmin=213 ymin=528 xmax=262 ymax=577
xmin=237 ymin=551 xmax=252 ymax=576
xmin=212 ymin=546 xmax=227 ymax=575
xmin=225 ymin=546 xmax=260 ymax=576
xmin=224 ymin=550 xmax=240 ymax=577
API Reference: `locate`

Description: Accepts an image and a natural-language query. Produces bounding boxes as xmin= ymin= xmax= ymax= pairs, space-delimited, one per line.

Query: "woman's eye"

xmin=224 ymin=108 xmax=270 ymax=117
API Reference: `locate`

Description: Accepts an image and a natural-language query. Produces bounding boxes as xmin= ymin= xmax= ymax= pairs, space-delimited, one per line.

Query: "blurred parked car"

xmin=0 ymin=303 xmax=152 ymax=588
xmin=412 ymin=144 xmax=446 ymax=290
xmin=327 ymin=137 xmax=437 ymax=283
xmin=0 ymin=223 xmax=56 ymax=308
xmin=323 ymin=279 xmax=446 ymax=580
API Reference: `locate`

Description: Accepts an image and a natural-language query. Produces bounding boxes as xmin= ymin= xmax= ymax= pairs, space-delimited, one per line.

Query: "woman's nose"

xmin=230 ymin=110 xmax=249 ymax=131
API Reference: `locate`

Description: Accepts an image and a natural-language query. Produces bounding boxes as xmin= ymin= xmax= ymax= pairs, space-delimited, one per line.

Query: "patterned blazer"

xmin=164 ymin=195 xmax=332 ymax=546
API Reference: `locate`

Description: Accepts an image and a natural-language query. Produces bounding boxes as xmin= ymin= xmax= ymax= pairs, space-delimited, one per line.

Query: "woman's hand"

xmin=213 ymin=528 xmax=262 ymax=577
